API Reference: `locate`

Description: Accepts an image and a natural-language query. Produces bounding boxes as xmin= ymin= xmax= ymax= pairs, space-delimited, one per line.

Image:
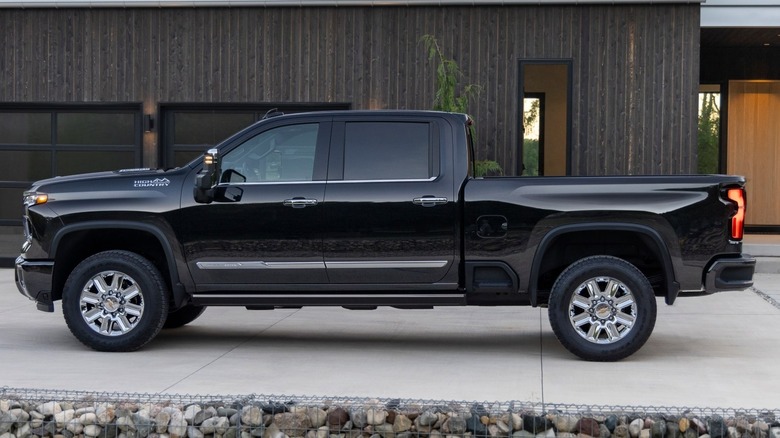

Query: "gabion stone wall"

xmin=1 ymin=388 xmax=779 ymax=438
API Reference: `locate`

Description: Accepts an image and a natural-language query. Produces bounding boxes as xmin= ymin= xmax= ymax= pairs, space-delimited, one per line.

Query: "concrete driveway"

xmin=1 ymin=269 xmax=779 ymax=410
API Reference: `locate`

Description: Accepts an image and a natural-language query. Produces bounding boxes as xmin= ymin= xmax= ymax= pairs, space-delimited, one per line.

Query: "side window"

xmin=221 ymin=123 xmax=319 ymax=182
xmin=343 ymin=122 xmax=432 ymax=181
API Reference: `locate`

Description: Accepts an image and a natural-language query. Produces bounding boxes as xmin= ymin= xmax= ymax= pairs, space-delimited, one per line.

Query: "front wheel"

xmin=62 ymin=250 xmax=169 ymax=352
xmin=548 ymin=256 xmax=657 ymax=361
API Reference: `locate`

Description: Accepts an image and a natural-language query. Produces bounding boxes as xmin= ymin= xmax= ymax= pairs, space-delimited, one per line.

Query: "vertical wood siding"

xmin=0 ymin=5 xmax=699 ymax=174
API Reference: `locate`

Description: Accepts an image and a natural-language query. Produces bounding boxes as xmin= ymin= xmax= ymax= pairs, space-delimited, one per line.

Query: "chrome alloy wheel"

xmin=79 ymin=270 xmax=144 ymax=336
xmin=568 ymin=276 xmax=638 ymax=344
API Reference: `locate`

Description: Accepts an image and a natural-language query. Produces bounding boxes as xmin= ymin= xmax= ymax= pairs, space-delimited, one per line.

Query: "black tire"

xmin=163 ymin=305 xmax=206 ymax=329
xmin=62 ymin=250 xmax=169 ymax=352
xmin=548 ymin=255 xmax=657 ymax=361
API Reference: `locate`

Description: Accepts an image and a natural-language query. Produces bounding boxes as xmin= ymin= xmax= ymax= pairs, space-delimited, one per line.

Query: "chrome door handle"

xmin=412 ymin=196 xmax=448 ymax=207
xmin=283 ymin=198 xmax=318 ymax=208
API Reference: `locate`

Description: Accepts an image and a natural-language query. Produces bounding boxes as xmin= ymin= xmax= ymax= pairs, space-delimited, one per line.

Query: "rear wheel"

xmin=163 ymin=305 xmax=207 ymax=329
xmin=548 ymin=255 xmax=657 ymax=361
xmin=62 ymin=250 xmax=169 ymax=352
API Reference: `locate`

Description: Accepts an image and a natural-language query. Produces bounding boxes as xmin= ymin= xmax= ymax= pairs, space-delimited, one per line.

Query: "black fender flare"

xmin=527 ymin=222 xmax=681 ymax=306
xmin=51 ymin=220 xmax=191 ymax=308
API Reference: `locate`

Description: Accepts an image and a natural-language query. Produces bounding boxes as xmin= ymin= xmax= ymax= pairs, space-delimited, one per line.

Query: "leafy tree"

xmin=697 ymin=93 xmax=720 ymax=174
xmin=421 ymin=35 xmax=501 ymax=176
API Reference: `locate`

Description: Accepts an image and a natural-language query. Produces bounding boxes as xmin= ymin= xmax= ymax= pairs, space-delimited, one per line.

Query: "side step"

xmin=192 ymin=293 xmax=466 ymax=308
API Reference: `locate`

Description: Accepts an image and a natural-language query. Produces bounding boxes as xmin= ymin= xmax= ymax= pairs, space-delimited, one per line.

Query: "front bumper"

xmin=15 ymin=256 xmax=56 ymax=312
xmin=705 ymin=254 xmax=756 ymax=292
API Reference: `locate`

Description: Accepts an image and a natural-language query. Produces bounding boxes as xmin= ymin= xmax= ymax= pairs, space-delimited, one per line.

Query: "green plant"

xmin=697 ymin=93 xmax=720 ymax=174
xmin=474 ymin=160 xmax=504 ymax=177
xmin=421 ymin=35 xmax=502 ymax=177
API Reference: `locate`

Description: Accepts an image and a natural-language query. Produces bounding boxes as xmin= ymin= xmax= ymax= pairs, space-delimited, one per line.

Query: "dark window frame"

xmin=517 ymin=59 xmax=573 ymax=176
xmin=0 ymin=103 xmax=143 ymax=228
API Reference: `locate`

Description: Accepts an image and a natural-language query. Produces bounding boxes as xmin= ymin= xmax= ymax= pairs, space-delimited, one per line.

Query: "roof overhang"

xmin=0 ymin=0 xmax=704 ymax=9
xmin=702 ymin=0 xmax=780 ymax=27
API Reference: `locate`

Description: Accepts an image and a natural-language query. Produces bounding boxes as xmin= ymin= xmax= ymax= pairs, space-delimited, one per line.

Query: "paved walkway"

xmin=1 ymin=269 xmax=779 ymax=410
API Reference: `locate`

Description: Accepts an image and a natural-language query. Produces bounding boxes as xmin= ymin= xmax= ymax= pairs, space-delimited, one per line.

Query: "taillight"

xmin=727 ymin=188 xmax=745 ymax=240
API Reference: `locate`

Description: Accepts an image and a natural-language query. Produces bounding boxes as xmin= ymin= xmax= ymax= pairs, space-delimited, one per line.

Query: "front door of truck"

xmin=178 ymin=118 xmax=331 ymax=286
xmin=322 ymin=116 xmax=458 ymax=286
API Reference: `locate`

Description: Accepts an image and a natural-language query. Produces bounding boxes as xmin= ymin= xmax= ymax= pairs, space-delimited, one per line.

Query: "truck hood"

xmin=28 ymin=168 xmax=184 ymax=193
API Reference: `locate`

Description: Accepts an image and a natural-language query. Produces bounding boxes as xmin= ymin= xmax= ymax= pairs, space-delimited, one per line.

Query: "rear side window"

xmin=343 ymin=122 xmax=432 ymax=180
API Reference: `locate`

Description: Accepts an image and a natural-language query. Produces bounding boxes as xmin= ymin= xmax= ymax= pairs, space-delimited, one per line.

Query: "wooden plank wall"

xmin=0 ymin=5 xmax=700 ymax=174
xmin=727 ymin=81 xmax=780 ymax=226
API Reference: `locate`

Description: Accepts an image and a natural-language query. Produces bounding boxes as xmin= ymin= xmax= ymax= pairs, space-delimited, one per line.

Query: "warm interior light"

xmin=727 ymin=188 xmax=745 ymax=240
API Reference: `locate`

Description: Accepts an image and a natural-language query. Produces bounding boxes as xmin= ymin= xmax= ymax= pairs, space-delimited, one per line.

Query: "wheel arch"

xmin=528 ymin=223 xmax=680 ymax=306
xmin=50 ymin=221 xmax=189 ymax=308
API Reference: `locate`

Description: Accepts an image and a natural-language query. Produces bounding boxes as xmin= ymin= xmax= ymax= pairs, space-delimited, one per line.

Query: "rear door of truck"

xmin=322 ymin=114 xmax=459 ymax=287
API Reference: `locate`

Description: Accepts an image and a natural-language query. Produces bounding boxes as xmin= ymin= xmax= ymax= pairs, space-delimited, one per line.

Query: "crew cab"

xmin=15 ymin=110 xmax=755 ymax=361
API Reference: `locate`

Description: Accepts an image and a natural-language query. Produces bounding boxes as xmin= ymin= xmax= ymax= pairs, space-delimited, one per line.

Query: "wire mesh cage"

xmin=1 ymin=387 xmax=779 ymax=438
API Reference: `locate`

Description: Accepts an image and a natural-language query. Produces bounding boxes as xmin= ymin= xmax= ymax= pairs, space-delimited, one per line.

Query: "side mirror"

xmin=194 ymin=148 xmax=220 ymax=204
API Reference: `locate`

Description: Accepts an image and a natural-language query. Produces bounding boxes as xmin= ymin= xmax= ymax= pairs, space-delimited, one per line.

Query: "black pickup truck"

xmin=15 ymin=110 xmax=755 ymax=361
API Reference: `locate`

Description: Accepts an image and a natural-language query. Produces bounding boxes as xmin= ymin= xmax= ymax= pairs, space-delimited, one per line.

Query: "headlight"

xmin=23 ymin=191 xmax=48 ymax=207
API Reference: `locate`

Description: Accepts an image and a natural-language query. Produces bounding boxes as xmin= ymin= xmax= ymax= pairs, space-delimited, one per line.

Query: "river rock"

xmin=243 ymin=407 xmax=265 ymax=427
xmin=307 ymin=408 xmax=327 ymax=428
xmin=117 ymin=415 xmax=136 ymax=432
xmin=36 ymin=402 xmax=62 ymax=417
xmin=328 ymin=408 xmax=350 ymax=431
xmin=522 ymin=415 xmax=551 ymax=435
xmin=605 ymin=416 xmax=618 ymax=433
xmin=54 ymin=409 xmax=75 ymax=428
xmin=614 ymin=425 xmax=630 ymax=438
xmin=97 ymin=404 xmax=116 ymax=425
xmin=692 ymin=419 xmax=708 ymax=434
xmin=679 ymin=419 xmax=690 ymax=433
xmin=134 ymin=411 xmax=153 ymax=437
xmin=683 ymin=429 xmax=698 ymax=438
xmin=11 ymin=408 xmax=30 ymax=423
xmin=184 ymin=405 xmax=203 ymax=425
xmin=367 ymin=409 xmax=387 ymax=426
xmin=651 ymin=420 xmax=666 ymax=438
xmin=394 ymin=415 xmax=412 ymax=433
xmin=0 ymin=412 xmax=15 ymax=434
xmin=512 ymin=431 xmax=535 ymax=438
xmin=755 ymin=421 xmax=770 ymax=438
xmin=375 ymin=423 xmax=395 ymax=438
xmin=419 ymin=412 xmax=439 ymax=427
xmin=85 ymin=424 xmax=103 ymax=437
xmin=770 ymin=428 xmax=780 ymax=438
xmin=577 ymin=418 xmax=601 ymax=436
xmin=155 ymin=411 xmax=172 ymax=434
xmin=555 ymin=415 xmax=579 ymax=433
xmin=444 ymin=416 xmax=467 ymax=435
xmin=194 ymin=407 xmax=216 ymax=426
xmin=169 ymin=416 xmax=189 ymax=438
xmin=630 ymin=419 xmax=644 ymax=438
xmin=188 ymin=425 xmax=205 ymax=438
xmin=66 ymin=418 xmax=84 ymax=435
xmin=16 ymin=423 xmax=31 ymax=438
xmin=710 ymin=418 xmax=728 ymax=438
xmin=737 ymin=419 xmax=752 ymax=433
xmin=274 ymin=412 xmax=312 ymax=437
